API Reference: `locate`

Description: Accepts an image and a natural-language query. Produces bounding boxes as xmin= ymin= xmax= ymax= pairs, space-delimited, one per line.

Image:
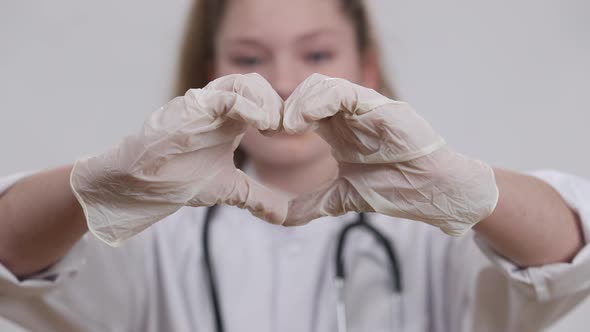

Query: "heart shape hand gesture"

xmin=71 ymin=73 xmax=498 ymax=247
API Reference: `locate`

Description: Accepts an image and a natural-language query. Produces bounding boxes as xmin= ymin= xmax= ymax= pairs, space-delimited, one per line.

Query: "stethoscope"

xmin=202 ymin=205 xmax=404 ymax=332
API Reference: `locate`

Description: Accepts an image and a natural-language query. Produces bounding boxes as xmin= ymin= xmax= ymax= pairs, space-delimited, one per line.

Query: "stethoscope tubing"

xmin=202 ymin=206 xmax=403 ymax=332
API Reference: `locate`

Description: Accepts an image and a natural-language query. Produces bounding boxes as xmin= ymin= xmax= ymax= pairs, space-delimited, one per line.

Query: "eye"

xmin=305 ymin=51 xmax=333 ymax=64
xmin=232 ymin=56 xmax=263 ymax=67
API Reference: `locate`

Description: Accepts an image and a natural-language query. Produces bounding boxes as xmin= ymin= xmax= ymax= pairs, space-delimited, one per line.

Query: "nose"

xmin=266 ymin=57 xmax=305 ymax=100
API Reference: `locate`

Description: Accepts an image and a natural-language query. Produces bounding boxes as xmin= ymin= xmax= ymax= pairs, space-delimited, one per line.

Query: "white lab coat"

xmin=1 ymin=170 xmax=590 ymax=332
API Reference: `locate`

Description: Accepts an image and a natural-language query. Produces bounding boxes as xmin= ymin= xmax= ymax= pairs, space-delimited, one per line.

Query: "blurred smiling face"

xmin=213 ymin=0 xmax=377 ymax=167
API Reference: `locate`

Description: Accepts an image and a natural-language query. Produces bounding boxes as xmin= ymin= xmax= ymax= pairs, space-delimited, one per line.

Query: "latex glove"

xmin=283 ymin=74 xmax=498 ymax=236
xmin=71 ymin=73 xmax=288 ymax=246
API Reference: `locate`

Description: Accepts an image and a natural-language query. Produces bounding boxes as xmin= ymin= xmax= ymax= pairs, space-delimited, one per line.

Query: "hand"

xmin=71 ymin=73 xmax=288 ymax=246
xmin=283 ymin=74 xmax=499 ymax=236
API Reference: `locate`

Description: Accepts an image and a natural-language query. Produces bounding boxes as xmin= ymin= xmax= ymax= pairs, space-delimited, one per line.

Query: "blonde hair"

xmin=175 ymin=0 xmax=395 ymax=98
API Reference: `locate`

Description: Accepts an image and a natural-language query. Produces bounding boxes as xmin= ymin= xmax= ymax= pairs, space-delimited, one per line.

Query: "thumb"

xmin=222 ymin=170 xmax=289 ymax=225
xmin=284 ymin=178 xmax=372 ymax=226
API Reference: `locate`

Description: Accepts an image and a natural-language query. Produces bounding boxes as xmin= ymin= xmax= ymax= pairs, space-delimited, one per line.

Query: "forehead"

xmin=219 ymin=0 xmax=350 ymax=41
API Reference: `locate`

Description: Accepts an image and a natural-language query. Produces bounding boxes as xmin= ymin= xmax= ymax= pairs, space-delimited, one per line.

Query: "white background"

xmin=1 ymin=0 xmax=589 ymax=330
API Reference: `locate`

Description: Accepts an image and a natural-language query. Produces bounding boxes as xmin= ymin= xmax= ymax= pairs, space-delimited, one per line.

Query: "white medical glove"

xmin=71 ymin=73 xmax=288 ymax=246
xmin=283 ymin=74 xmax=499 ymax=236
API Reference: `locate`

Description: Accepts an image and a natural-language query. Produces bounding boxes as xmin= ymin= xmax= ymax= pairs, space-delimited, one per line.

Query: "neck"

xmin=252 ymin=154 xmax=339 ymax=195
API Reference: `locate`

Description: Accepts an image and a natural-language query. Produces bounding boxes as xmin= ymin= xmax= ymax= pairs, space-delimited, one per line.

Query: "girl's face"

xmin=214 ymin=0 xmax=378 ymax=167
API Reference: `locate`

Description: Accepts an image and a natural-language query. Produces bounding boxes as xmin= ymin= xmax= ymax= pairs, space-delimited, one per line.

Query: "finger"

xmin=203 ymin=73 xmax=283 ymax=131
xmin=284 ymin=74 xmax=445 ymax=164
xmin=222 ymin=169 xmax=289 ymax=225
xmin=144 ymin=82 xmax=279 ymax=135
xmin=283 ymin=73 xmax=396 ymax=134
xmin=142 ymin=90 xmax=274 ymax=155
xmin=282 ymin=73 xmax=336 ymax=134
xmin=283 ymin=178 xmax=372 ymax=226
xmin=185 ymin=89 xmax=280 ymax=132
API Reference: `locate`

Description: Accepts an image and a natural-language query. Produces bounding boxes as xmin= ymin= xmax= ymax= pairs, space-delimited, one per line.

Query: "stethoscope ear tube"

xmin=334 ymin=213 xmax=403 ymax=332
xmin=335 ymin=213 xmax=402 ymax=293
xmin=203 ymin=205 xmax=225 ymax=332
xmin=203 ymin=208 xmax=403 ymax=332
